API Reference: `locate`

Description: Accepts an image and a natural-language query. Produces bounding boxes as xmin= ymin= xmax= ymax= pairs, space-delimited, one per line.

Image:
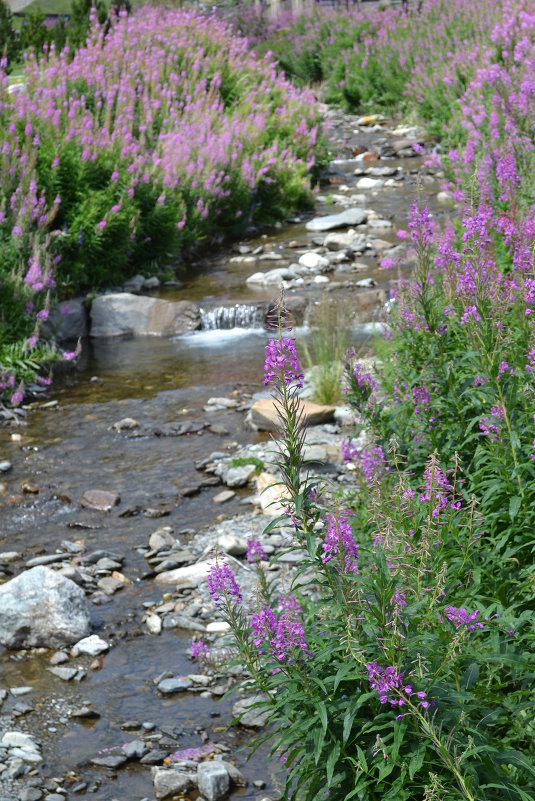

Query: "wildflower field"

xmin=205 ymin=1 xmax=535 ymax=799
xmin=0 ymin=6 xmax=325 ymax=399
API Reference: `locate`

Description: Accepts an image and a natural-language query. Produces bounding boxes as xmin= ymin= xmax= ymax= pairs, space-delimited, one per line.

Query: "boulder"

xmin=0 ymin=566 xmax=91 ymax=649
xmin=197 ymin=762 xmax=230 ymax=801
xmin=43 ymin=298 xmax=89 ymax=342
xmin=232 ymin=694 xmax=271 ymax=728
xmin=249 ymin=398 xmax=335 ymax=432
xmin=323 ymin=230 xmax=367 ymax=253
xmin=90 ymin=293 xmax=200 ymax=337
xmin=305 ymin=208 xmax=367 ymax=232
xmin=298 ymin=252 xmax=329 ymax=271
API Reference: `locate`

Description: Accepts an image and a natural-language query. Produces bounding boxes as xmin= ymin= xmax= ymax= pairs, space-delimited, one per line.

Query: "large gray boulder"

xmin=90 ymin=294 xmax=200 ymax=337
xmin=0 ymin=566 xmax=91 ymax=649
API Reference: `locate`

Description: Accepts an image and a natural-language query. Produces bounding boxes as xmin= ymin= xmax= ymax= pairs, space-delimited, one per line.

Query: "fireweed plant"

xmin=208 ymin=300 xmax=535 ymax=801
xmin=0 ymin=7 xmax=327 ymax=400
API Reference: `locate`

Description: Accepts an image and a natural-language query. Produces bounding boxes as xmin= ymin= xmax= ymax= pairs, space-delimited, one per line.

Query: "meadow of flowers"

xmin=0 ymin=6 xmax=326 ymax=401
xmin=211 ymin=1 xmax=535 ymax=798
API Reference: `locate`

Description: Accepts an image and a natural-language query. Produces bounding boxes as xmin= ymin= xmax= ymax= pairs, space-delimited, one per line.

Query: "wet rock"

xmin=25 ymin=553 xmax=70 ymax=568
xmin=157 ymin=677 xmax=192 ymax=694
xmin=355 ymin=278 xmax=377 ymax=288
xmin=90 ymin=293 xmax=200 ymax=337
xmin=91 ymin=754 xmax=128 ymax=769
xmin=43 ymin=298 xmax=89 ymax=342
xmin=152 ymin=767 xmax=195 ymax=799
xmin=249 ymin=399 xmax=335 ymax=432
xmin=71 ymin=635 xmax=109 ymax=657
xmin=111 ymin=417 xmax=139 ymax=431
xmin=122 ymin=740 xmax=149 ymax=760
xmin=47 ymin=666 xmax=78 ymax=681
xmin=22 ymin=483 xmax=39 ymax=494
xmin=141 ymin=749 xmax=169 ymax=765
xmin=0 ymin=461 xmax=12 ymax=472
xmin=162 ymin=615 xmax=206 ymax=633
xmin=197 ymin=761 xmax=229 ymax=801
xmin=0 ymin=566 xmax=90 ymax=648
xmin=81 ymin=490 xmax=120 ymax=511
xmin=232 ymin=694 xmax=271 ymax=728
xmin=50 ymin=651 xmax=70 ymax=665
xmin=219 ymin=761 xmax=247 ymax=787
xmin=356 ymin=176 xmax=383 ymax=189
xmin=70 ymin=706 xmax=100 ymax=719
xmin=305 ymin=208 xmax=367 ymax=232
xmin=213 ymin=490 xmax=235 ymax=504
xmin=246 ymin=268 xmax=296 ymax=286
xmin=97 ymin=576 xmax=125 ymax=595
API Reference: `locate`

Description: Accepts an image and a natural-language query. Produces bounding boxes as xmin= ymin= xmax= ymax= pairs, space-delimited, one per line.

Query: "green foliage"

xmin=303 ymin=299 xmax=350 ymax=406
xmin=67 ymin=0 xmax=106 ymax=50
xmin=0 ymin=0 xmax=19 ymax=68
xmin=229 ymin=456 xmax=264 ymax=474
xmin=19 ymin=8 xmax=48 ymax=55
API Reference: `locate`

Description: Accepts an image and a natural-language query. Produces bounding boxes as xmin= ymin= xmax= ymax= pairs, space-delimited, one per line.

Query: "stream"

xmin=0 ymin=109 xmax=450 ymax=801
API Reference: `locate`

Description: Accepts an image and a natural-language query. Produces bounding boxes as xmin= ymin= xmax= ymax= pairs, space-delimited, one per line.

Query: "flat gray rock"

xmin=197 ymin=761 xmax=230 ymax=801
xmin=306 ymin=208 xmax=368 ymax=232
xmin=90 ymin=293 xmax=200 ymax=337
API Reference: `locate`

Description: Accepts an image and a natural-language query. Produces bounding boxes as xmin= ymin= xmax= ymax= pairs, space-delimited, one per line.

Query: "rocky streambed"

xmin=0 ymin=109 xmax=452 ymax=801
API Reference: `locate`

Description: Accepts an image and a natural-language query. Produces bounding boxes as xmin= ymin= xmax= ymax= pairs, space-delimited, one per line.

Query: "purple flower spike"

xmin=264 ymin=337 xmax=304 ymax=388
xmin=207 ymin=562 xmax=242 ymax=606
xmin=247 ymin=539 xmax=267 ymax=563
xmin=321 ymin=513 xmax=359 ymax=573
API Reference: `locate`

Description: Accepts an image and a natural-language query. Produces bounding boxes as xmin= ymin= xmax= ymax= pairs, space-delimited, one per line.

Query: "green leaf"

xmin=326 ymin=742 xmax=341 ymax=786
xmin=461 ymin=662 xmax=480 ymax=690
xmin=343 ymin=707 xmax=356 ymax=745
xmin=409 ymin=743 xmax=426 ymax=780
xmin=356 ymin=745 xmax=368 ymax=773
xmin=318 ymin=701 xmax=328 ymax=733
xmin=509 ymin=495 xmax=522 ymax=520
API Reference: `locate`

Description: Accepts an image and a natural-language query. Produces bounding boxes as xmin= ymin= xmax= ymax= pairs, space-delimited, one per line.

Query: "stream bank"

xmin=0 ymin=108 xmax=451 ymax=801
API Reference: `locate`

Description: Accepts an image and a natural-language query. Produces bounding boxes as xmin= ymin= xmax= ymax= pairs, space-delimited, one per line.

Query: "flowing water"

xmin=0 ymin=113 xmax=447 ymax=800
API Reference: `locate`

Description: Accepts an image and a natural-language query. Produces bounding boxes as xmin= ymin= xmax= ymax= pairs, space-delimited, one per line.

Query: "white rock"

xmin=206 ymin=621 xmax=230 ymax=633
xmin=216 ymin=533 xmax=248 ymax=556
xmin=2 ymin=732 xmax=39 ymax=749
xmin=298 ymin=252 xmax=329 ymax=271
xmin=71 ymin=635 xmax=109 ymax=657
xmin=356 ymin=177 xmax=383 ymax=189
xmin=154 ymin=560 xmax=213 ymax=588
xmin=146 ymin=614 xmax=162 ymax=635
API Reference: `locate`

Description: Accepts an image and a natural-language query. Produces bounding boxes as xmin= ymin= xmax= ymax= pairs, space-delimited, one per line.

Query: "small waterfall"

xmin=199 ymin=303 xmax=264 ymax=331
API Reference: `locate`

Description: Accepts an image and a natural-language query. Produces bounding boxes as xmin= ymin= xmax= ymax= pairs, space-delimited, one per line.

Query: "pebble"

xmin=11 ymin=687 xmax=33 ymax=696
xmin=157 ymin=677 xmax=192 ymax=694
xmin=146 ymin=614 xmax=162 ymax=634
xmin=0 ymin=461 xmax=12 ymax=472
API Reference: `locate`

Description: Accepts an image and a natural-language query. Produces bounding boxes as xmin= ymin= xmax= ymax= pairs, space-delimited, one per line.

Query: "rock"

xmin=0 ymin=566 xmax=91 ymax=648
xmin=11 ymin=686 xmax=33 ymax=695
xmin=47 ymin=667 xmax=78 ymax=681
xmin=157 ymin=677 xmax=192 ymax=694
xmin=0 ymin=461 xmax=12 ymax=472
xmin=143 ymin=276 xmax=161 ymax=290
xmin=232 ymin=694 xmax=271 ymax=728
xmin=70 ymin=706 xmax=100 ymax=719
xmin=91 ymin=754 xmax=128 ymax=769
xmin=302 ymin=444 xmax=328 ymax=463
xmin=149 ymin=528 xmax=175 ymax=551
xmin=355 ymin=278 xmax=377 ymax=288
xmin=43 ymin=298 xmax=89 ymax=343
xmin=305 ymin=208 xmax=367 ymax=232
xmin=219 ymin=761 xmax=247 ymax=787
xmin=146 ymin=614 xmax=162 ymax=635
xmin=2 ymin=732 xmax=38 ymax=749
xmin=155 ymin=561 xmax=213 ymax=588
xmin=206 ymin=621 xmax=230 ymax=633
xmin=81 ymin=489 xmax=120 ymax=511
xmin=250 ymin=398 xmax=335 ymax=432
xmin=123 ymin=274 xmax=145 ymax=293
xmin=356 ymin=177 xmax=383 ymax=189
xmin=298 ymin=252 xmax=329 ymax=271
xmin=323 ymin=230 xmax=367 ymax=253
xmin=246 ymin=267 xmax=296 ymax=286
xmin=255 ymin=472 xmax=286 ymax=516
xmin=152 ymin=767 xmax=195 ymax=800
xmin=141 ymin=749 xmax=169 ymax=765
xmin=19 ymin=788 xmax=43 ymax=801
xmin=97 ymin=576 xmax=125 ymax=595
xmin=0 ymin=551 xmax=21 ymax=563
xmin=50 ymin=651 xmax=70 ymax=665
xmin=437 ymin=191 xmax=454 ymax=205
xmin=122 ymin=739 xmax=149 ymax=760
xmin=11 ymin=747 xmax=42 ymax=763
xmin=368 ymin=218 xmax=392 ymax=229
xmin=223 ymin=465 xmax=256 ymax=488
xmin=71 ymin=635 xmax=109 ymax=657
xmin=216 ymin=533 xmax=247 ymax=556
xmin=25 ymin=553 xmax=70 ymax=568
xmin=111 ymin=417 xmax=138 ymax=431
xmin=22 ymin=483 xmax=39 ymax=494
xmin=213 ymin=490 xmax=235 ymax=504
xmin=90 ymin=294 xmax=200 ymax=337
xmin=197 ymin=762 xmax=230 ymax=801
